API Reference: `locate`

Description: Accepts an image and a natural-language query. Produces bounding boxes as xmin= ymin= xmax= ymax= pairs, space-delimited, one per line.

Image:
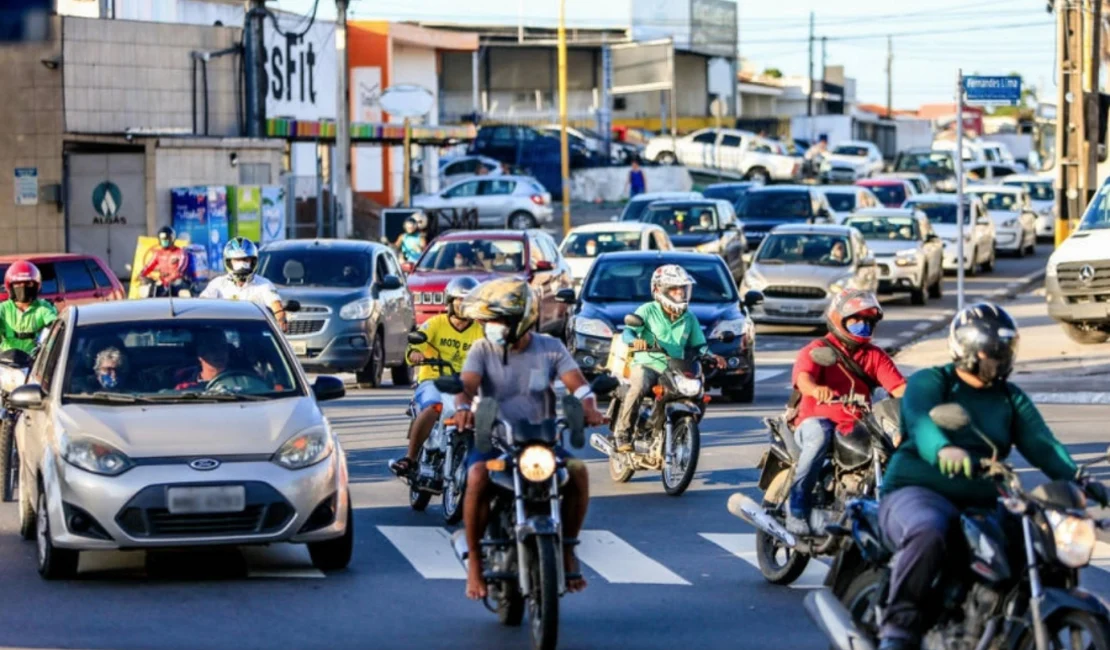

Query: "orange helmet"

xmin=826 ymin=289 xmax=883 ymax=347
xmin=4 ymin=260 xmax=42 ymax=299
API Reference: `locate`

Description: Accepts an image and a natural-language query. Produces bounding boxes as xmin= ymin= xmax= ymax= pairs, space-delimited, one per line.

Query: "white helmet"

xmin=651 ymin=264 xmax=695 ymax=315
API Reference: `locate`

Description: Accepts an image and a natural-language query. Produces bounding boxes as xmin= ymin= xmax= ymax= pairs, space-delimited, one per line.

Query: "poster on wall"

xmin=228 ymin=185 xmax=262 ymax=242
xmin=351 ymin=66 xmax=384 ymax=193
xmin=204 ymin=186 xmax=229 ymax=273
xmin=263 ymin=13 xmax=337 ymax=121
xmin=260 ymin=185 xmax=287 ymax=245
xmin=14 ymin=167 xmax=38 ymax=206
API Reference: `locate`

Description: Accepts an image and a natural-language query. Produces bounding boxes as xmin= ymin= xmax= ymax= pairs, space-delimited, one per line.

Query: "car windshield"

xmin=642 ymin=204 xmax=719 ymax=235
xmin=583 ymin=258 xmax=735 ymax=303
xmin=737 ymin=191 xmax=812 ymax=219
xmin=970 ymin=192 xmax=1019 ymax=212
xmin=824 ymin=192 xmax=858 ymax=213
xmin=703 ymin=185 xmax=751 ymax=203
xmin=895 ymin=152 xmax=955 ymax=173
xmin=257 ymin=249 xmax=370 ymax=287
xmin=867 ymin=184 xmax=907 ymax=206
xmin=61 ymin=320 xmax=302 ymax=403
xmin=619 ymin=198 xmax=658 ymax=222
xmin=833 ymin=145 xmax=869 ymax=157
xmin=561 ymin=231 xmax=642 ymax=258
xmin=845 ymin=216 xmax=918 ymax=241
xmin=416 ymin=239 xmax=525 ymax=272
xmin=1003 ymin=180 xmax=1054 ymax=201
xmin=1078 ymin=183 xmax=1110 ymax=231
xmin=756 ymin=234 xmax=853 ymax=267
xmin=906 ymin=201 xmax=966 ymax=225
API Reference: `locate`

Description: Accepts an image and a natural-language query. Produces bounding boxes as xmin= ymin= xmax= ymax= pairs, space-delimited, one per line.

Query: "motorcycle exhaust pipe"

xmin=727 ymin=493 xmax=797 ymax=548
xmin=589 ymin=432 xmax=612 ymax=456
xmin=803 ymin=589 xmax=876 ymax=650
xmin=450 ymin=529 xmax=469 ymax=565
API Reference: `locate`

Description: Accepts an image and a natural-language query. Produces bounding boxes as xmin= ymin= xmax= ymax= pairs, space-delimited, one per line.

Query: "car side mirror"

xmin=0 ymin=349 xmax=32 ymax=370
xmin=283 ymin=299 xmax=301 ymax=313
xmin=609 ymin=215 xmax=620 ymax=222
xmin=624 ymin=313 xmax=644 ymax=328
xmin=743 ymin=290 xmax=764 ymax=309
xmin=534 ymin=260 xmax=555 ymax=272
xmin=555 ymin=288 xmax=575 ymax=304
xmin=809 ymin=347 xmax=838 ymax=368
xmin=312 ymin=375 xmax=346 ymax=402
xmin=379 ymin=274 xmax=404 ymax=290
xmin=9 ymin=384 xmax=45 ymax=410
xmin=407 ymin=331 xmax=428 ymax=345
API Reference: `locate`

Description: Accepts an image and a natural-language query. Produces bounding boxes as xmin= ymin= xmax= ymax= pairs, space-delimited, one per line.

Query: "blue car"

xmin=559 ymin=251 xmax=764 ymax=402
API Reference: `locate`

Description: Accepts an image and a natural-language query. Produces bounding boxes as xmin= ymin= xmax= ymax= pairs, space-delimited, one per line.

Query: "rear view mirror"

xmin=379 ymin=274 xmax=404 ymax=290
xmin=407 ymin=331 xmax=428 ymax=345
xmin=743 ymin=290 xmax=764 ymax=309
xmin=9 ymin=384 xmax=45 ymax=410
xmin=283 ymin=299 xmax=301 ymax=313
xmin=809 ymin=347 xmax=838 ymax=368
xmin=929 ymin=403 xmax=970 ymax=431
xmin=312 ymin=376 xmax=346 ymax=402
xmin=624 ymin=314 xmax=644 ymax=328
xmin=555 ymin=288 xmax=575 ymax=304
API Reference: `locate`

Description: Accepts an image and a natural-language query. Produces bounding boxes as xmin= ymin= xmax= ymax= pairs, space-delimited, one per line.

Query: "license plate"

xmin=779 ymin=302 xmax=808 ymax=313
xmin=290 ymin=340 xmax=308 ymax=355
xmin=167 ymin=486 xmax=246 ymax=514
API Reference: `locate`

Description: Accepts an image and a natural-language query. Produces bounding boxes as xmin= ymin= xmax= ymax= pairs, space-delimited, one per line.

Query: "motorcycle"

xmin=590 ymin=313 xmax=722 ymax=496
xmin=448 ymin=373 xmax=619 ymax=650
xmin=0 ymin=347 xmax=35 ymax=503
xmin=728 ymin=345 xmax=900 ymax=585
xmin=401 ymin=330 xmax=472 ymax=524
xmin=138 ymin=275 xmax=200 ymax=298
xmin=806 ymin=402 xmax=1110 ymax=650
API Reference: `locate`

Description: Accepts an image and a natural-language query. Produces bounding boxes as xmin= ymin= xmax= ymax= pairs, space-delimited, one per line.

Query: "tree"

xmin=763 ymin=68 xmax=783 ymax=79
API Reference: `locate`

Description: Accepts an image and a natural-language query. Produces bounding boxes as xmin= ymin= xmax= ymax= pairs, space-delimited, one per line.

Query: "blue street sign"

xmin=963 ymin=75 xmax=1022 ymax=105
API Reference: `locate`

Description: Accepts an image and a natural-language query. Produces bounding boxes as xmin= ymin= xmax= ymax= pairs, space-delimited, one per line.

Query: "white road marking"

xmin=755 ymin=368 xmax=787 ymax=383
xmin=576 ymin=530 xmax=690 ymax=585
xmin=914 ymin=322 xmax=932 ymax=331
xmin=377 ymin=525 xmax=467 ymax=580
xmin=1091 ymin=541 xmax=1110 ymax=573
xmin=872 ymin=338 xmax=896 ymax=349
xmin=699 ymin=532 xmax=829 ymax=589
xmin=1027 ymin=392 xmax=1110 ymax=405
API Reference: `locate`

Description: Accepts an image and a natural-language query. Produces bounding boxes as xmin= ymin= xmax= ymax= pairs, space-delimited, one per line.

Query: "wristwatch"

xmin=456 ymin=404 xmax=472 ymax=412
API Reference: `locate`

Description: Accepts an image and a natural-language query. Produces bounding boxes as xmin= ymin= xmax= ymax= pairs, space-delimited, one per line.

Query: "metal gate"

xmin=66 ymin=153 xmax=146 ymax=278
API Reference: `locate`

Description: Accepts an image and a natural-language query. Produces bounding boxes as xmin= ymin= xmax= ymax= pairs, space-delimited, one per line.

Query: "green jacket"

xmin=0 ymin=299 xmax=57 ymax=354
xmin=621 ymin=302 xmax=708 ymax=374
xmin=882 ymin=364 xmax=1077 ymax=509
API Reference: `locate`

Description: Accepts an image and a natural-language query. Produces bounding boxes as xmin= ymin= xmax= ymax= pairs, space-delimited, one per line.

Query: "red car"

xmin=0 ymin=253 xmax=125 ymax=308
xmin=406 ymin=230 xmax=574 ymax=336
xmin=855 ymin=178 xmax=916 ymax=209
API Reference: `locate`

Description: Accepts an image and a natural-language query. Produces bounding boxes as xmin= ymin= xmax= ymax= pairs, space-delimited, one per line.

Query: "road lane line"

xmin=914 ymin=322 xmax=932 ymax=331
xmin=576 ymin=530 xmax=690 ymax=585
xmin=755 ymin=369 xmax=787 ymax=383
xmin=1090 ymin=541 xmax=1110 ymax=573
xmin=700 ymin=532 xmax=828 ymax=589
xmin=376 ymin=526 xmax=467 ymax=579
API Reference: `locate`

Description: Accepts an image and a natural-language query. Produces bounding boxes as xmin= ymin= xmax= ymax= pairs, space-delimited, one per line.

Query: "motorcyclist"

xmin=140 ymin=226 xmax=192 ymax=296
xmin=876 ymin=303 xmax=1107 ymax=650
xmin=452 ymin=278 xmax=606 ymax=601
xmin=392 ymin=216 xmax=427 ymax=264
xmin=613 ymin=265 xmax=724 ymax=453
xmin=0 ymin=261 xmax=57 ymax=354
xmin=389 ymin=277 xmax=483 ymax=478
xmin=200 ymin=237 xmax=287 ymax=332
xmin=787 ymin=289 xmax=906 ymax=535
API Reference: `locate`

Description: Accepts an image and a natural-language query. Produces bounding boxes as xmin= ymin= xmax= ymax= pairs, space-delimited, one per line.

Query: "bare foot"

xmin=564 ymin=551 xmax=587 ymax=593
xmin=466 ymin=561 xmax=488 ymax=600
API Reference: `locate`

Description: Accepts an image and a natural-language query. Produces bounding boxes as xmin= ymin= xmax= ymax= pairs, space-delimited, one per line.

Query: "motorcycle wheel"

xmin=496 ymin=582 xmax=525 ymax=627
xmin=608 ymin=454 xmax=635 ymax=483
xmin=1 ymin=415 xmax=16 ymax=503
xmin=442 ymin=438 xmax=469 ymax=525
xmin=754 ymin=496 xmax=810 ymax=585
xmin=409 ymin=483 xmax=432 ymax=512
xmin=528 ymin=536 xmax=560 ymax=650
xmin=1017 ymin=610 xmax=1110 ymax=650
xmin=661 ymin=417 xmax=700 ymax=496
xmin=840 ymin=567 xmax=885 ymax=640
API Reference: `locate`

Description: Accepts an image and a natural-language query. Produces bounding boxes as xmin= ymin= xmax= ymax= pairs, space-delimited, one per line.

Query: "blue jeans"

xmin=788 ymin=418 xmax=835 ymax=518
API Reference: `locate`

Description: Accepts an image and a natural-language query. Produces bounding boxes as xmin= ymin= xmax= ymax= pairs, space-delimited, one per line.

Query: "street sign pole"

xmin=956 ymin=68 xmax=966 ymax=312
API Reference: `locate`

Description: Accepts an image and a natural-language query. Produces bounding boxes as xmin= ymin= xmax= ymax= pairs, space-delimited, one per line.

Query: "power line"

xmin=743 ymin=20 xmax=1051 ymax=44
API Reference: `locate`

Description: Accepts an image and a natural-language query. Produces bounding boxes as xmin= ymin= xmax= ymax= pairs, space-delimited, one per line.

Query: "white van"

xmin=1045 ymin=178 xmax=1110 ymax=343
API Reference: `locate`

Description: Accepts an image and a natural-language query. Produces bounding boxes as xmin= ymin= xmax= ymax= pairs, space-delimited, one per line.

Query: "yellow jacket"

xmin=406 ymin=314 xmax=484 ymax=383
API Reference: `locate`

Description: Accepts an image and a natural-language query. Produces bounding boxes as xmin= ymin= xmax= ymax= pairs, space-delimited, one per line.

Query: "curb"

xmin=887 ymin=266 xmax=1046 ymax=359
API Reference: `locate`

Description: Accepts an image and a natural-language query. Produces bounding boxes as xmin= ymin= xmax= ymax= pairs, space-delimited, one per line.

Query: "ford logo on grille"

xmin=189 ymin=458 xmax=220 ymax=471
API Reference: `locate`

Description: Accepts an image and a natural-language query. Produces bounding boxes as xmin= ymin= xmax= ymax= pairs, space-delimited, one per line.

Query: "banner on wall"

xmin=352 ymin=66 xmax=384 ymax=193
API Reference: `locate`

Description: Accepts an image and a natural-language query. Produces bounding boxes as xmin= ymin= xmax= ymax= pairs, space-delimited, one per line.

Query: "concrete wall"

xmin=569 ymin=165 xmax=693 ymax=203
xmin=62 ymin=16 xmax=241 ymax=136
xmin=390 ymin=44 xmax=441 ymax=202
xmin=0 ymin=17 xmax=66 ymax=254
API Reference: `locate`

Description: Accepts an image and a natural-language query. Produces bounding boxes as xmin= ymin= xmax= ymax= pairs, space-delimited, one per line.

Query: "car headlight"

xmin=1045 ymin=510 xmax=1096 ymax=568
xmin=743 ymin=269 xmax=766 ymax=292
xmin=820 ymin=161 xmax=832 ymax=171
xmin=710 ymin=318 xmax=746 ymax=340
xmin=936 ymin=178 xmax=956 ymax=191
xmin=1001 ymin=218 xmax=1017 ymax=228
xmin=696 ymin=240 xmax=721 ymax=254
xmin=272 ymin=427 xmax=334 ymax=470
xmin=339 ymin=297 xmax=375 ymax=320
xmin=519 ymin=445 xmax=556 ymax=483
xmin=829 ymin=274 xmax=855 ymax=294
xmin=60 ymin=434 xmax=133 ymax=476
xmin=574 ymin=317 xmax=613 ymax=338
xmin=672 ymin=375 xmax=702 ymax=397
xmin=895 ymin=250 xmax=921 ymax=267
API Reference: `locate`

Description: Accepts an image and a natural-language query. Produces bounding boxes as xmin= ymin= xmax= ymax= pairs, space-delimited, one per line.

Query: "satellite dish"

xmin=380 ymin=84 xmax=435 ymax=119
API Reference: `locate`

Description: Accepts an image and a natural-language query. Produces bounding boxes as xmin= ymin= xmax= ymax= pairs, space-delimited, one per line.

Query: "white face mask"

xmin=484 ymin=322 xmax=509 ymax=346
xmin=231 ymin=259 xmax=252 ymax=272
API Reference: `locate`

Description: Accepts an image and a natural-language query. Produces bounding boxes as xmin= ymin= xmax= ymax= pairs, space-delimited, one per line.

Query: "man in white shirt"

xmin=201 ymin=237 xmax=288 ymax=332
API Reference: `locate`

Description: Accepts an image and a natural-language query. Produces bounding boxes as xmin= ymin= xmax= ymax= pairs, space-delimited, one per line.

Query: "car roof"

xmin=768 ymin=224 xmax=856 ymax=235
xmin=706 ymin=181 xmax=755 ymax=189
xmin=1001 ymin=174 xmax=1051 ymax=183
xmin=905 ymin=193 xmax=965 ymax=204
xmin=846 ymin=208 xmax=921 ymax=219
xmin=902 ymin=147 xmax=945 ymax=154
xmin=856 ymin=178 xmax=905 ymax=186
xmin=438 ymin=229 xmax=529 ymax=241
xmin=591 ymin=250 xmax=727 ymax=264
xmin=648 ymin=199 xmax=718 ymax=207
xmin=568 ymin=222 xmax=660 ymax=234
xmin=746 ymin=184 xmax=811 ymax=193
xmin=965 ymin=184 xmax=1022 ymax=194
xmin=631 ymin=191 xmax=702 ymax=201
xmin=261 ymin=238 xmax=382 ymax=253
xmin=73 ymin=298 xmax=270 ymax=326
xmin=817 ymin=185 xmax=864 ymax=194
xmin=0 ymin=253 xmax=98 ymax=263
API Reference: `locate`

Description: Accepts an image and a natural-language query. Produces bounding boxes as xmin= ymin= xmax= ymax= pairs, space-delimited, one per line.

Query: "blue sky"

xmin=276 ymin=0 xmax=1056 ymax=109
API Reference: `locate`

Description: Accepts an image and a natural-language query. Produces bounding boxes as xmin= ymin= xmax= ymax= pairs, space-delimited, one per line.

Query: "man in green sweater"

xmin=0 ymin=261 xmax=57 ymax=354
xmin=877 ymin=303 xmax=1109 ymax=650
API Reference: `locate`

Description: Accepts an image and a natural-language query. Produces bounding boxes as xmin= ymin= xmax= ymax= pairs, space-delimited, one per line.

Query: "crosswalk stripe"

xmin=576 ymin=530 xmax=690 ymax=585
xmin=377 ymin=525 xmax=467 ymax=579
xmin=755 ymin=368 xmax=787 ymax=384
xmin=699 ymin=532 xmax=829 ymax=589
xmin=1091 ymin=541 xmax=1110 ymax=572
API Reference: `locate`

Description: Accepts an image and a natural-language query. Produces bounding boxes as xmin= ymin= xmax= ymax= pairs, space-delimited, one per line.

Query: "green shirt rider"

xmin=0 ymin=261 xmax=58 ymax=354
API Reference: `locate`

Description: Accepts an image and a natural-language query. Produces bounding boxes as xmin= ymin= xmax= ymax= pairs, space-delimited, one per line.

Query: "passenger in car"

xmin=72 ymin=345 xmax=131 ymax=393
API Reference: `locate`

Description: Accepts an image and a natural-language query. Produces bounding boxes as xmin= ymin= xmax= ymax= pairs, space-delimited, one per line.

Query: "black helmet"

xmin=444 ymin=276 xmax=478 ymax=319
xmin=948 ymin=302 xmax=1020 ymax=386
xmin=157 ymin=226 xmax=175 ymax=247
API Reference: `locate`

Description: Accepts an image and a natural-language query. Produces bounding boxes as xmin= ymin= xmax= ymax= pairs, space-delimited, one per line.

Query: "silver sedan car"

xmin=10 ymin=299 xmax=352 ymax=579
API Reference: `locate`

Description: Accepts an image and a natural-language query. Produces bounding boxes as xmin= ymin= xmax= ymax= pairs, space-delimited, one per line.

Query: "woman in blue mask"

xmin=92 ymin=346 xmax=128 ymax=392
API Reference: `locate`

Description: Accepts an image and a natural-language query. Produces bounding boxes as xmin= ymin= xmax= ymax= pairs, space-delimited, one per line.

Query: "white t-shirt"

xmin=200 ymin=274 xmax=282 ymax=310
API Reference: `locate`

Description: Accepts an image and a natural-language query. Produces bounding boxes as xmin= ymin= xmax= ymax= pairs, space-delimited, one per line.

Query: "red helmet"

xmin=826 ymin=289 xmax=883 ymax=347
xmin=4 ymin=260 xmax=42 ymax=296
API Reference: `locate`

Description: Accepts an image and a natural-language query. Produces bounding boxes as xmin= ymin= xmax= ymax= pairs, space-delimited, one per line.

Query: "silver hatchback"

xmin=411 ymin=175 xmax=555 ymax=229
xmin=10 ymin=299 xmax=352 ymax=579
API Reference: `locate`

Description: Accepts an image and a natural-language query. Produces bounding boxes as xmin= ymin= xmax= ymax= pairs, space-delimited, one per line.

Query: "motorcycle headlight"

xmin=519 ymin=445 xmax=556 ymax=483
xmin=1045 ymin=510 xmax=1096 ymax=568
xmin=61 ymin=434 xmax=133 ymax=476
xmin=709 ymin=318 xmax=746 ymax=341
xmin=895 ymin=250 xmax=921 ymax=267
xmin=272 ymin=427 xmax=334 ymax=470
xmin=339 ymin=297 xmax=375 ymax=321
xmin=673 ymin=375 xmax=702 ymax=397
xmin=574 ymin=317 xmax=613 ymax=339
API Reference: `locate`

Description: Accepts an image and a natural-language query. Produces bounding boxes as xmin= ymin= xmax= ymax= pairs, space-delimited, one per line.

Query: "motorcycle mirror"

xmin=562 ymin=395 xmax=586 ymax=449
xmin=407 ymin=330 xmax=429 ymax=345
xmin=590 ymin=373 xmax=620 ymax=396
xmin=624 ymin=314 xmax=644 ymax=328
xmin=809 ymin=347 xmax=838 ymax=367
xmin=929 ymin=403 xmax=971 ymax=431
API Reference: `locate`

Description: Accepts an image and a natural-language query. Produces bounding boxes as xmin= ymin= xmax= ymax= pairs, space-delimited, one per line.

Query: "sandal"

xmin=389 ymin=457 xmax=415 ymax=478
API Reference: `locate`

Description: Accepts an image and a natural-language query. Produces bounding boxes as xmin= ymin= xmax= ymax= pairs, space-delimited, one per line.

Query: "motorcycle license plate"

xmin=167 ymin=486 xmax=246 ymax=514
xmin=290 ymin=340 xmax=308 ymax=355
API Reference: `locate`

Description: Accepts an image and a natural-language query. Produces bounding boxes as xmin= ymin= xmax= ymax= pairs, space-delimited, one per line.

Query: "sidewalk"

xmin=895 ymin=288 xmax=1110 ymax=404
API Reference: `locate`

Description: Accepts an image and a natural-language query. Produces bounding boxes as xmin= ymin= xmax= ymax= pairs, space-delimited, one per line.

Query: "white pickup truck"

xmin=1046 ymin=176 xmax=1110 ymax=343
xmin=643 ymin=128 xmax=801 ymax=185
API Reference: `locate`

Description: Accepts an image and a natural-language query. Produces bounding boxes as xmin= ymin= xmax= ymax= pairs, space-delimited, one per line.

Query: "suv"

xmin=0 ymin=254 xmax=124 ymax=308
xmin=635 ymin=199 xmax=747 ymax=282
xmin=735 ymin=185 xmax=834 ymax=252
xmin=893 ymin=148 xmax=958 ymax=192
xmin=256 ymin=239 xmax=416 ymax=388
xmin=1045 ymin=177 xmax=1110 ymax=343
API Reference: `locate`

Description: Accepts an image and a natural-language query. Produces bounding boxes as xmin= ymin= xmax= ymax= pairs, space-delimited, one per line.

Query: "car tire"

xmin=507 ymin=211 xmax=537 ymax=230
xmin=1015 ymin=241 xmax=1026 ymax=258
xmin=928 ymin=269 xmax=943 ymax=299
xmin=655 ymin=152 xmax=677 ymax=165
xmin=18 ymin=465 xmax=34 ymax=541
xmin=983 ymin=246 xmax=996 ymax=272
xmin=356 ymin=331 xmax=385 ymax=389
xmin=308 ymin=499 xmax=354 ymax=572
xmin=746 ymin=167 xmax=770 ymax=185
xmin=390 ymin=364 xmax=411 ymax=388
xmin=967 ymin=246 xmax=979 ymax=276
xmin=910 ymin=278 xmax=927 ymax=306
xmin=36 ymin=486 xmax=78 ymax=580
xmin=1 ymin=416 xmax=16 ymax=503
xmin=724 ymin=374 xmax=755 ymax=404
xmin=1061 ymin=322 xmax=1110 ymax=345
xmin=1026 ymin=236 xmax=1036 ymax=256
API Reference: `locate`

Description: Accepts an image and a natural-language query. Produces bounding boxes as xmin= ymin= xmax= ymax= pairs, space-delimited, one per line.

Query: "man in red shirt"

xmin=787 ymin=289 xmax=906 ymax=535
xmin=141 ymin=226 xmax=192 ymax=296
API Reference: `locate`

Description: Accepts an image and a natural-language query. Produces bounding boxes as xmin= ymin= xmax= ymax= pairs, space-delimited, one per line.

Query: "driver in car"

xmin=174 ymin=329 xmax=260 ymax=391
xmin=822 ymin=240 xmax=848 ymax=264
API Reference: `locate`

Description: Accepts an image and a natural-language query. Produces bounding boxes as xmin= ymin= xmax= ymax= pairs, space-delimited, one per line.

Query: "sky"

xmin=275 ymin=0 xmax=1057 ymax=110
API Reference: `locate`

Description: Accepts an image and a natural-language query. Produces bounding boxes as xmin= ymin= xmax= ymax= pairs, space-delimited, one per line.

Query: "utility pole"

xmin=557 ymin=0 xmax=571 ymax=236
xmin=807 ymin=11 xmax=814 ymax=116
xmin=820 ymin=35 xmax=827 ymax=115
xmin=1056 ymin=0 xmax=1085 ymax=246
xmin=956 ymin=69 xmax=966 ymax=311
xmin=1083 ymin=0 xmax=1102 ymax=209
xmin=335 ymin=0 xmax=351 ymax=239
xmin=243 ymin=0 xmax=267 ymax=137
xmin=885 ymin=35 xmax=893 ymax=118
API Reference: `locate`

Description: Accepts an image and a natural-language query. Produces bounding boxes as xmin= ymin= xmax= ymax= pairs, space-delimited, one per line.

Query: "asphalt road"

xmin=0 ymin=246 xmax=1096 ymax=650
